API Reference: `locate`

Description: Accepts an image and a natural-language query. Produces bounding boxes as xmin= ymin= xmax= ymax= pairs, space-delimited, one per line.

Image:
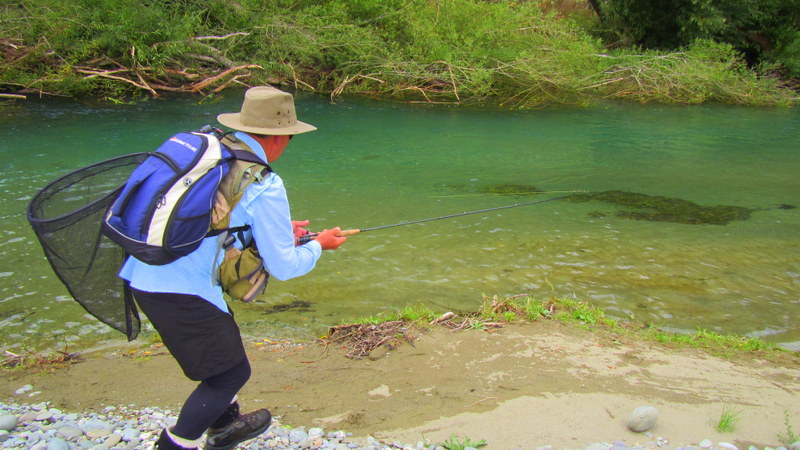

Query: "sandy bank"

xmin=1 ymin=321 xmax=799 ymax=449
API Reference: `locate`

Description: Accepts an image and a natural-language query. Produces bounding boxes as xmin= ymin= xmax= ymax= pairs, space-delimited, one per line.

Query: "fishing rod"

xmin=298 ymin=195 xmax=569 ymax=244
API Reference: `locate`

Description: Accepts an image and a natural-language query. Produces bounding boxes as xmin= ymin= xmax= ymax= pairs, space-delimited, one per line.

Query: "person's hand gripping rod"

xmin=298 ymin=228 xmax=361 ymax=246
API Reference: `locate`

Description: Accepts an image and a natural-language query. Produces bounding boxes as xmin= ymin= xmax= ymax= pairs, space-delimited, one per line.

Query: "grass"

xmin=640 ymin=325 xmax=776 ymax=356
xmin=340 ymin=294 xmax=794 ymax=362
xmin=353 ymin=303 xmax=438 ymax=325
xmin=715 ymin=405 xmax=741 ymax=433
xmin=439 ymin=434 xmax=488 ymax=450
xmin=778 ymin=411 xmax=800 ymax=447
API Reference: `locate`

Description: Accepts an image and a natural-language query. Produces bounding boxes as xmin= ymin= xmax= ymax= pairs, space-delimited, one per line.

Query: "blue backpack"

xmin=102 ymin=129 xmax=269 ymax=265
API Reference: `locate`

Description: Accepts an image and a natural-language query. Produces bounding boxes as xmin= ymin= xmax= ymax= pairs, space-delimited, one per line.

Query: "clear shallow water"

xmin=1 ymin=93 xmax=798 ymax=352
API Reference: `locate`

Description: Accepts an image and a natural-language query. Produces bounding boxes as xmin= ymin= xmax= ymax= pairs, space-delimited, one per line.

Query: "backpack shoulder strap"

xmin=210 ymin=135 xmax=274 ymax=233
xmin=231 ymin=149 xmax=273 ymax=177
xmin=220 ymin=134 xmax=273 ymax=176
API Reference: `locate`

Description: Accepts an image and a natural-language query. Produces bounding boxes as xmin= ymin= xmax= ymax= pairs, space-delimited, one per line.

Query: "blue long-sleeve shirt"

xmin=119 ymin=134 xmax=322 ymax=313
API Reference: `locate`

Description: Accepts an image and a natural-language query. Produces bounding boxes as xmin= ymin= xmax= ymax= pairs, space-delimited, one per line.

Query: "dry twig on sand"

xmin=320 ymin=321 xmax=416 ymax=360
xmin=1 ymin=349 xmax=80 ymax=371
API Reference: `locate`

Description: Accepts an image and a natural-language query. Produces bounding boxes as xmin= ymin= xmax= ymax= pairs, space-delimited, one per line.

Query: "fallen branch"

xmin=134 ymin=69 xmax=158 ymax=96
xmin=466 ymin=394 xmax=499 ymax=407
xmin=189 ymin=64 xmax=262 ymax=92
xmin=331 ymin=73 xmax=385 ymax=101
xmin=186 ymin=40 xmax=236 ymax=68
xmin=431 ymin=311 xmax=456 ymax=324
xmin=193 ymin=32 xmax=250 ymax=41
xmin=285 ymin=62 xmax=316 ymax=91
xmin=76 ymin=68 xmax=160 ymax=96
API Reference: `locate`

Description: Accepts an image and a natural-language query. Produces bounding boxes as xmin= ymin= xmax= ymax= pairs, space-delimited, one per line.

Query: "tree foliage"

xmin=593 ymin=0 xmax=800 ymax=78
xmin=0 ymin=0 xmax=796 ymax=105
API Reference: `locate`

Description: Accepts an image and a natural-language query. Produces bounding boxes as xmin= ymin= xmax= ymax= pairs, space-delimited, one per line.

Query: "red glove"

xmin=292 ymin=220 xmax=310 ymax=246
xmin=314 ymin=227 xmax=347 ymax=250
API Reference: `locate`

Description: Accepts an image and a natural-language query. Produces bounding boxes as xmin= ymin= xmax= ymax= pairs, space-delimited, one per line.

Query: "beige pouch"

xmin=218 ymin=246 xmax=269 ymax=302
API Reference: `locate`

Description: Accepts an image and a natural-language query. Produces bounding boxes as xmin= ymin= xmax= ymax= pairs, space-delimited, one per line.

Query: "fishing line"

xmin=298 ymin=195 xmax=569 ymax=244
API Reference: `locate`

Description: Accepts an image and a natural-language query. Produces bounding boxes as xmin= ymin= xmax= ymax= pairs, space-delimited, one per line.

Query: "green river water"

xmin=1 ymin=92 xmax=798 ymax=353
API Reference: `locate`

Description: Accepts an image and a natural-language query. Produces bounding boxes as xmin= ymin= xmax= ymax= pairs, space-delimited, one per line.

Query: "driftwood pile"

xmin=320 ymin=295 xmax=545 ymax=360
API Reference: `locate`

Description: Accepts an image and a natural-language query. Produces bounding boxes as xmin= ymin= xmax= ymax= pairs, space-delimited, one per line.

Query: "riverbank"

xmin=2 ymin=1 xmax=797 ymax=106
xmin=2 ymin=319 xmax=799 ymax=449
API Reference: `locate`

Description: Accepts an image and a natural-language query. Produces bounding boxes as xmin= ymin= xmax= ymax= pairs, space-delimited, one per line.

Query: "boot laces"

xmin=241 ymin=411 xmax=265 ymax=427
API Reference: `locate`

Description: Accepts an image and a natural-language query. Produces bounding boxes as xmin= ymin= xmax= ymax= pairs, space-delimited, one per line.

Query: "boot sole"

xmin=203 ymin=420 xmax=271 ymax=450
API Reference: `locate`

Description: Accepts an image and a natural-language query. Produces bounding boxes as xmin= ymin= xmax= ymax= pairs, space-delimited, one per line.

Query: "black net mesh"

xmin=27 ymin=153 xmax=148 ymax=341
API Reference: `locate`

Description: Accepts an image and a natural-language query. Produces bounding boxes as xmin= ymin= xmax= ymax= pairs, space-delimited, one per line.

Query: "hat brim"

xmin=217 ymin=113 xmax=317 ymax=135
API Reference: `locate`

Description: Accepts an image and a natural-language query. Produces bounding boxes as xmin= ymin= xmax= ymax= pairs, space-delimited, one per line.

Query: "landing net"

xmin=27 ymin=153 xmax=148 ymax=340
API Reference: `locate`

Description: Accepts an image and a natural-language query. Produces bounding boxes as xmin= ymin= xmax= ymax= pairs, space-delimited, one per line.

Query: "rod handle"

xmin=297 ymin=229 xmax=361 ymax=245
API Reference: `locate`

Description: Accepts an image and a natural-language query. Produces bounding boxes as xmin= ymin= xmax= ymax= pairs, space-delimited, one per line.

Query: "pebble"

xmin=103 ymin=433 xmax=122 ymax=447
xmin=45 ymin=438 xmax=69 ymax=450
xmin=56 ymin=426 xmax=83 ymax=439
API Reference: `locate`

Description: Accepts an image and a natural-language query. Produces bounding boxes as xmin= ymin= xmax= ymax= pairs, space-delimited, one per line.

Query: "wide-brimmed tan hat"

xmin=217 ymin=86 xmax=316 ymax=135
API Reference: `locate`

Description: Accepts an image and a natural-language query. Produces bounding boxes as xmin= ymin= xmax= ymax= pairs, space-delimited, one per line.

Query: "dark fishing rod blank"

xmin=298 ymin=195 xmax=568 ymax=244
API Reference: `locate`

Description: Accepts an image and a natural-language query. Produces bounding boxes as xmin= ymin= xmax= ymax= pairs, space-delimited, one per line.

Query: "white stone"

xmin=625 ymin=406 xmax=659 ymax=432
xmin=0 ymin=416 xmax=17 ymax=432
xmin=14 ymin=384 xmax=33 ymax=395
xmin=103 ymin=433 xmax=122 ymax=447
xmin=45 ymin=438 xmax=70 ymax=450
xmin=87 ymin=428 xmax=111 ymax=439
xmin=56 ymin=426 xmax=84 ymax=439
xmin=367 ymin=384 xmax=392 ymax=398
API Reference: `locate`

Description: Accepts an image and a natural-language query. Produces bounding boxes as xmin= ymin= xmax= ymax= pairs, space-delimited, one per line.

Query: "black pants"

xmin=173 ymin=356 xmax=251 ymax=439
xmin=131 ymin=289 xmax=251 ymax=439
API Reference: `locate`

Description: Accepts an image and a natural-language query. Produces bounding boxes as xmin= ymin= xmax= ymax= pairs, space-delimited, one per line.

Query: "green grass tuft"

xmin=778 ymin=411 xmax=800 ymax=447
xmin=715 ymin=405 xmax=741 ymax=433
xmin=440 ymin=434 xmax=488 ymax=450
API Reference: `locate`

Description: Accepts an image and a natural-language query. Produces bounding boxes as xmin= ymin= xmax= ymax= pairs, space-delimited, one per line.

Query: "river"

xmin=1 ymin=92 xmax=798 ymax=352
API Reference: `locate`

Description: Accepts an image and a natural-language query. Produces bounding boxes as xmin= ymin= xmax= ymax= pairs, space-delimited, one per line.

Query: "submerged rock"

xmin=480 ymin=183 xmax=542 ymax=195
xmin=569 ymin=190 xmax=752 ymax=225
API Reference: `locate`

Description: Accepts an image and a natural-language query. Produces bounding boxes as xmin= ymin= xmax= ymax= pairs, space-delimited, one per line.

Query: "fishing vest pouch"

xmin=218 ymin=245 xmax=269 ymax=302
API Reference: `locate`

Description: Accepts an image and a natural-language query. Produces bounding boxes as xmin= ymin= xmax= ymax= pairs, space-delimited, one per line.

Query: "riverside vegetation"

xmin=320 ymin=295 xmax=792 ymax=360
xmin=1 ymin=0 xmax=798 ymax=106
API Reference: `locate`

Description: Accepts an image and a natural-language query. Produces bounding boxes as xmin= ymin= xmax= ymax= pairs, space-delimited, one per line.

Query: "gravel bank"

xmin=1 ymin=401 xmax=402 ymax=450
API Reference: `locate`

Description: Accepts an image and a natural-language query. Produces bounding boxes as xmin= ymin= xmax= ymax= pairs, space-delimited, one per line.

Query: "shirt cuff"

xmin=304 ymin=239 xmax=323 ymax=256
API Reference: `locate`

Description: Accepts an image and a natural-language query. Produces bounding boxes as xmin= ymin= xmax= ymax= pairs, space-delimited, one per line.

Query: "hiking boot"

xmin=208 ymin=402 xmax=240 ymax=430
xmin=204 ymin=409 xmax=272 ymax=450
